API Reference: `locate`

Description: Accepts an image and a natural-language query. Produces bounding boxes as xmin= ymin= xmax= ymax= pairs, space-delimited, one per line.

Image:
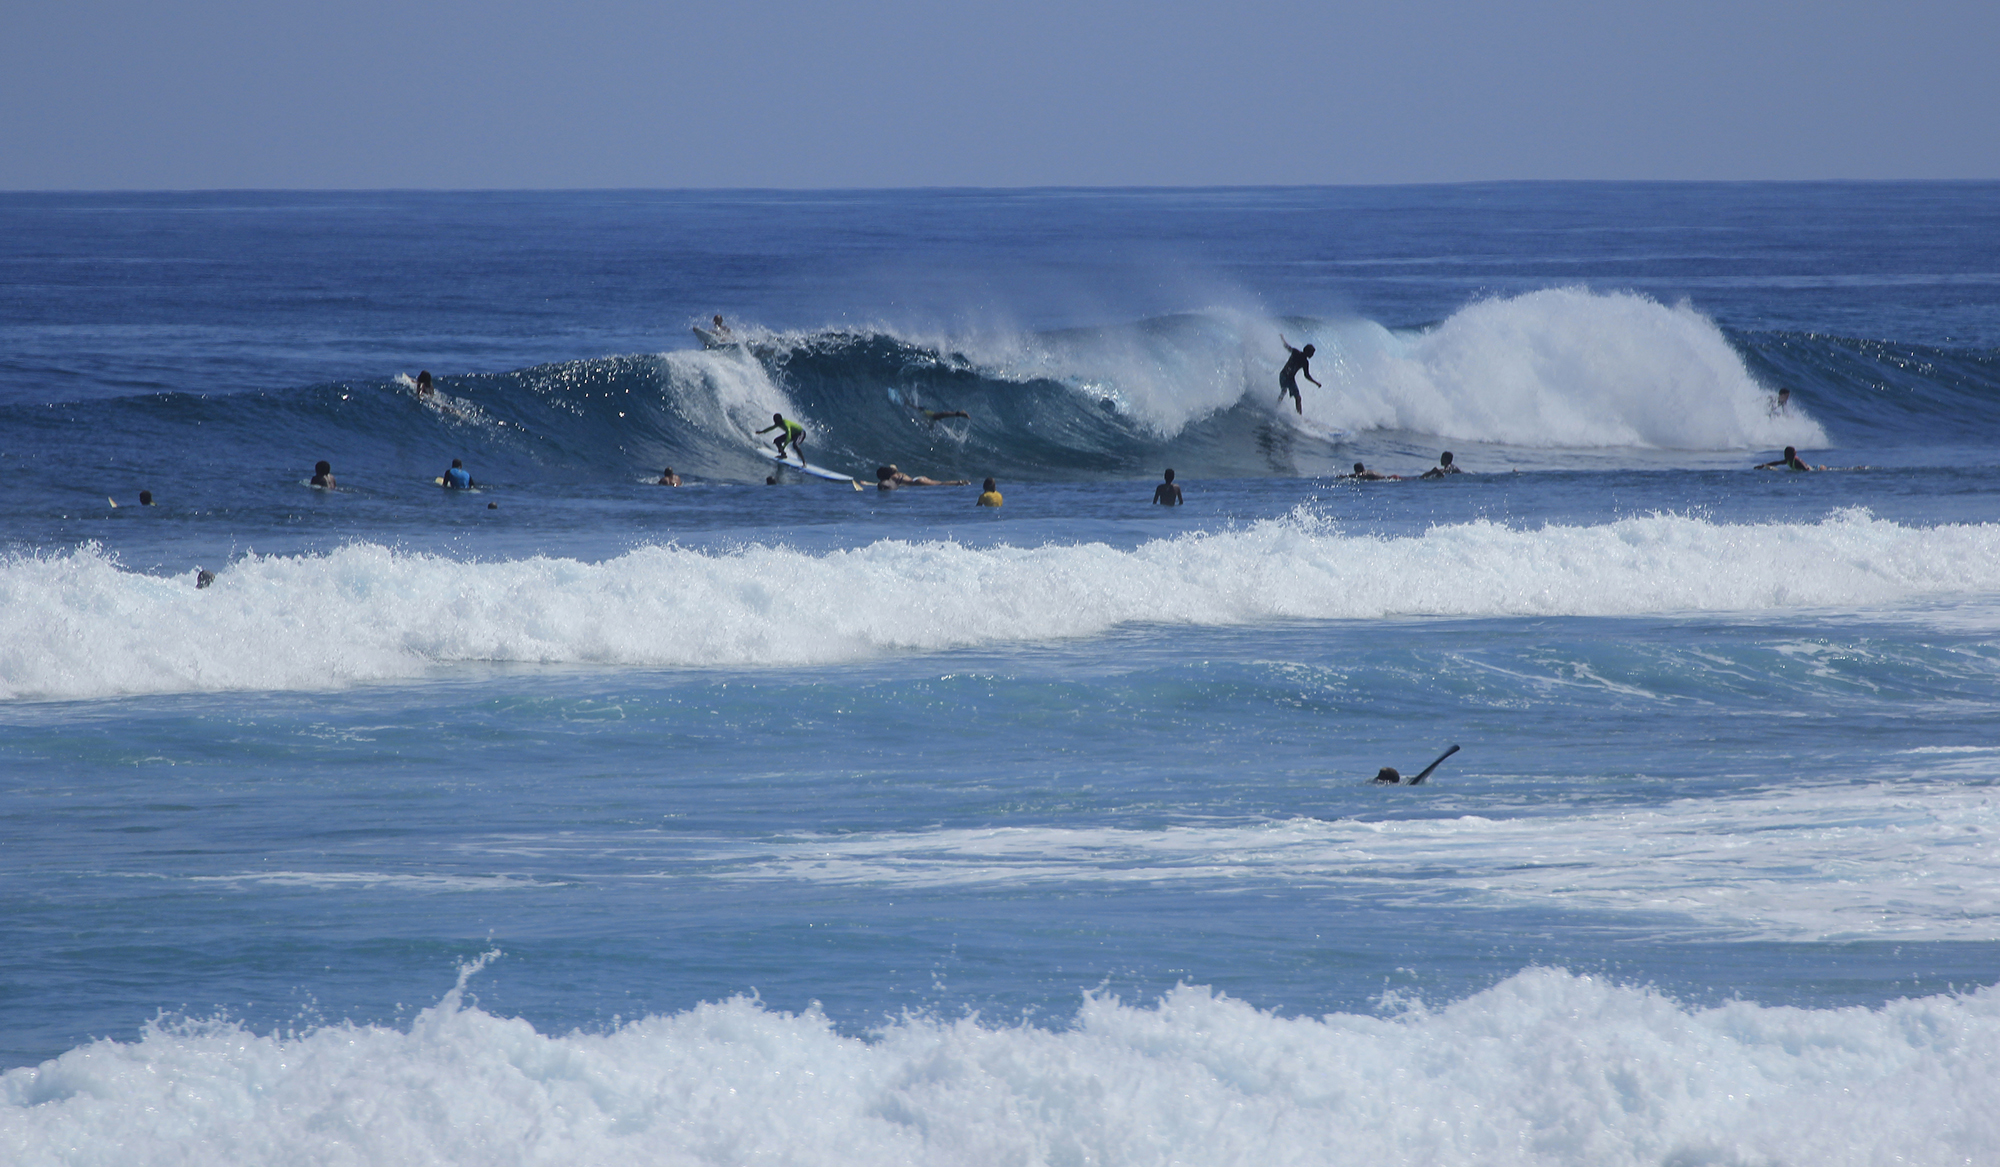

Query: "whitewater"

xmin=5 ymin=508 xmax=1998 ymax=701
xmin=3 ymin=184 xmax=1997 ymax=1166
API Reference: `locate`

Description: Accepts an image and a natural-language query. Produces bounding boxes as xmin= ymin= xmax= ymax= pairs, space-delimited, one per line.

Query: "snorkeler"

xmin=1278 ymin=333 xmax=1320 ymax=415
xmin=758 ymin=413 xmax=805 ymax=462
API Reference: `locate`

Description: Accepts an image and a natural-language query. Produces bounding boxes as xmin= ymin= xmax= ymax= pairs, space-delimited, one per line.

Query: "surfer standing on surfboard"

xmin=1278 ymin=334 xmax=1320 ymax=415
xmin=758 ymin=413 xmax=805 ymax=462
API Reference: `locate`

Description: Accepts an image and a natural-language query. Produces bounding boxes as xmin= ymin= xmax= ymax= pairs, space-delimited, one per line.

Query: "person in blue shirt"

xmin=442 ymin=459 xmax=474 ymax=489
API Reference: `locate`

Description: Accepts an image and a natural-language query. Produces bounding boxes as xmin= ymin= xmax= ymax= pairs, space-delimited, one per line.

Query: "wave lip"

xmin=5 ymin=508 xmax=1997 ymax=701
xmin=4 ymin=965 xmax=1996 ymax=1166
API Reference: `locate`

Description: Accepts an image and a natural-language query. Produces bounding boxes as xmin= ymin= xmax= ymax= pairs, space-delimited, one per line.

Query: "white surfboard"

xmin=755 ymin=446 xmax=863 ymax=487
xmin=693 ymin=326 xmax=736 ymax=349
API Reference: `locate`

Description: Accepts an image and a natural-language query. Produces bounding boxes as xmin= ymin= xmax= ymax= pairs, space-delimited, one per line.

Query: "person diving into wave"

xmin=1278 ymin=334 xmax=1320 ymax=415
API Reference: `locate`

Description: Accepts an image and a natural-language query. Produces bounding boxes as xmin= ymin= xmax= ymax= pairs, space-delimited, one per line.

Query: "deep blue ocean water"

xmin=3 ymin=184 xmax=1999 ymax=1165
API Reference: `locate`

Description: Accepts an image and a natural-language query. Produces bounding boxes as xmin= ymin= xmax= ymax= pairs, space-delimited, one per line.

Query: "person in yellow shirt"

xmin=976 ymin=477 xmax=1002 ymax=507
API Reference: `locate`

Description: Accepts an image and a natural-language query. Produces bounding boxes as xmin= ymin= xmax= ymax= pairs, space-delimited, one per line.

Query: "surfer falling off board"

xmin=758 ymin=413 xmax=806 ymax=462
xmin=1278 ymin=334 xmax=1320 ymax=415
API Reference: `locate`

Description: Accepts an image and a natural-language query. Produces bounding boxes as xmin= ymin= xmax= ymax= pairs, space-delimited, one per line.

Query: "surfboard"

xmin=755 ymin=446 xmax=863 ymax=488
xmin=692 ymin=326 xmax=736 ymax=349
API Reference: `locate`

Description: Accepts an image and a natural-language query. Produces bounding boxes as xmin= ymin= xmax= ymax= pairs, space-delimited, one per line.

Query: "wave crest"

xmin=6 ymin=509 xmax=1996 ymax=701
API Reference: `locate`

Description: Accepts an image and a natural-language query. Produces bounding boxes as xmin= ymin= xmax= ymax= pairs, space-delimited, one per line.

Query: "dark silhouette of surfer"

xmin=1278 ymin=334 xmax=1320 ymax=415
xmin=1152 ymin=468 xmax=1183 ymax=505
xmin=1373 ymin=744 xmax=1459 ymax=786
xmin=1755 ymin=446 xmax=1816 ymax=472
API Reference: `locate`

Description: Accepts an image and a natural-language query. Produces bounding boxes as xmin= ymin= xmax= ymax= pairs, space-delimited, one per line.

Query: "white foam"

xmin=4 ymin=508 xmax=1998 ymax=701
xmin=1322 ymin=288 xmax=1829 ymax=449
xmin=959 ymin=289 xmax=1825 ymax=449
xmin=679 ymin=780 xmax=2000 ymax=943
xmin=4 ymin=962 xmax=1995 ymax=1166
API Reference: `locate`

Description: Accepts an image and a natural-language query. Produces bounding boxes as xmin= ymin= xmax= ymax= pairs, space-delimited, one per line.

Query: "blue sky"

xmin=5 ymin=0 xmax=1995 ymax=188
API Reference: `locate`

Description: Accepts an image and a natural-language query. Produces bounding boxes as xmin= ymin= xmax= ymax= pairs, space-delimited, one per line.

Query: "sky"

xmin=4 ymin=0 xmax=1997 ymax=189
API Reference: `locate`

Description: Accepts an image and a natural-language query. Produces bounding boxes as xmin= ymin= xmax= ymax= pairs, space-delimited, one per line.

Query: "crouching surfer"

xmin=759 ymin=413 xmax=805 ymax=463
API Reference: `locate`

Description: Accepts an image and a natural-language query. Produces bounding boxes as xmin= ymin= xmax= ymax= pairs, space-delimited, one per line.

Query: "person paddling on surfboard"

xmin=1278 ymin=333 xmax=1320 ymax=415
xmin=758 ymin=413 xmax=805 ymax=463
xmin=441 ymin=458 xmax=474 ymax=489
xmin=1755 ymin=446 xmax=1817 ymax=472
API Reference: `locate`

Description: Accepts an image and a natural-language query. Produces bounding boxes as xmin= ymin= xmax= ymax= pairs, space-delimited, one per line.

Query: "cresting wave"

xmin=5 ymin=509 xmax=1997 ymax=701
xmin=1 ymin=289 xmax=1871 ymax=490
xmin=4 ymin=961 xmax=1996 ymax=1166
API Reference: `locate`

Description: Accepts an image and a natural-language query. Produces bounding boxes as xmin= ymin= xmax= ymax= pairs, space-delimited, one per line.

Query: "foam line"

xmin=4 ymin=966 xmax=1996 ymax=1165
xmin=4 ymin=508 xmax=1997 ymax=700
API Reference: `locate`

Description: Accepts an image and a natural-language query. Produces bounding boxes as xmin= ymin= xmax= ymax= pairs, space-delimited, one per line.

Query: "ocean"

xmin=2 ymin=183 xmax=1998 ymax=1165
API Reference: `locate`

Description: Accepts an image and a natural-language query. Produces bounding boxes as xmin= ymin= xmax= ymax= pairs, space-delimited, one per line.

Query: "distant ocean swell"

xmin=4 ymin=962 xmax=1996 ymax=1166
xmin=5 ymin=508 xmax=1996 ymax=701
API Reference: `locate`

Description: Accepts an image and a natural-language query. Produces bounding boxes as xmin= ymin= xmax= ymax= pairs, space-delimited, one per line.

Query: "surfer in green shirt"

xmin=758 ymin=413 xmax=805 ymax=462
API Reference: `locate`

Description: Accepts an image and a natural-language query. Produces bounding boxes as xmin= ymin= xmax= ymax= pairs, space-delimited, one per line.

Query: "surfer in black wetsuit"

xmin=1278 ymin=334 xmax=1319 ymax=415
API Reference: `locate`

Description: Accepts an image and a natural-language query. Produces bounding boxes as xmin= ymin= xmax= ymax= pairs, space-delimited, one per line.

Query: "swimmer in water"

xmin=1755 ymin=446 xmax=1815 ymax=472
xmin=1152 ymin=468 xmax=1183 ymax=505
xmin=877 ymin=464 xmax=968 ymax=487
xmin=416 ymin=370 xmax=434 ymax=397
xmin=310 ymin=460 xmax=336 ymax=489
xmin=1342 ymin=462 xmax=1399 ymax=481
xmin=757 ymin=413 xmax=805 ymax=462
xmin=1419 ymin=452 xmax=1462 ymax=478
xmin=1278 ymin=333 xmax=1320 ymax=415
xmin=657 ymin=467 xmax=681 ymax=486
xmin=976 ymin=477 xmax=1002 ymax=507
xmin=442 ymin=458 xmax=474 ymax=489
